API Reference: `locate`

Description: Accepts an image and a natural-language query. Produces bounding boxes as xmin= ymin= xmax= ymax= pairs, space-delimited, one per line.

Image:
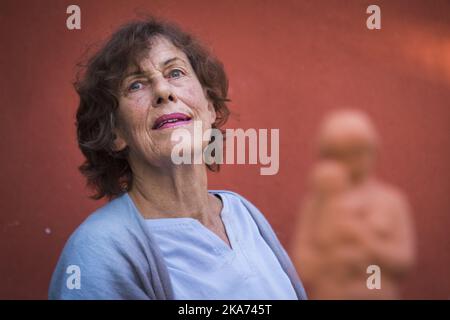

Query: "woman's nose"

xmin=152 ymin=80 xmax=177 ymax=107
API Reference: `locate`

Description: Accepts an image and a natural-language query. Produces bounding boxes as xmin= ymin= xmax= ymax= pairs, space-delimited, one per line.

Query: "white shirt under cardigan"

xmin=49 ymin=190 xmax=307 ymax=300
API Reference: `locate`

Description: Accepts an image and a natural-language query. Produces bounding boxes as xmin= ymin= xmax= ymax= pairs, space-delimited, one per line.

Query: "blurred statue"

xmin=292 ymin=110 xmax=415 ymax=299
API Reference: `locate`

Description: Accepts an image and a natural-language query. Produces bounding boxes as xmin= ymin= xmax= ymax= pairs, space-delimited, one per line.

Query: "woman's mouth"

xmin=152 ymin=112 xmax=192 ymax=130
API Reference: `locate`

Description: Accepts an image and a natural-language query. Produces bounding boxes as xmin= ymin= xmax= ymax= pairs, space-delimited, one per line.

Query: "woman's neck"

xmin=128 ymin=162 xmax=222 ymax=226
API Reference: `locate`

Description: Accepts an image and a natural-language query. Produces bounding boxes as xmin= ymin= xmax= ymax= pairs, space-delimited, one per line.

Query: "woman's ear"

xmin=110 ymin=112 xmax=127 ymax=152
xmin=113 ymin=128 xmax=127 ymax=152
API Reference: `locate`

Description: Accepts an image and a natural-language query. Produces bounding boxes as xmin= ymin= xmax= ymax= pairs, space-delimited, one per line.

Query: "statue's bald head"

xmin=317 ymin=110 xmax=379 ymax=184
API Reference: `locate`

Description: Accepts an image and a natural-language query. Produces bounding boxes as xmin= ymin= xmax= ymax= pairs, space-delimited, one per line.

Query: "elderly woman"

xmin=49 ymin=18 xmax=306 ymax=300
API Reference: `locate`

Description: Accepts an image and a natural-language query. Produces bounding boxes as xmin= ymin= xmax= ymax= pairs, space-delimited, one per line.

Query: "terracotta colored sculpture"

xmin=292 ymin=110 xmax=415 ymax=299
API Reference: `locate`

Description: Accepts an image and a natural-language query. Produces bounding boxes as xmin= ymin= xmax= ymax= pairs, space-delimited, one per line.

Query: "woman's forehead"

xmin=138 ymin=36 xmax=189 ymax=68
xmin=122 ymin=35 xmax=191 ymax=79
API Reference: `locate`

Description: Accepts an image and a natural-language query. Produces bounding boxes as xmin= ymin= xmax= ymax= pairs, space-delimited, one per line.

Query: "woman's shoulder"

xmin=49 ymin=194 xmax=149 ymax=299
xmin=72 ymin=194 xmax=136 ymax=242
xmin=57 ymin=193 xmax=143 ymax=265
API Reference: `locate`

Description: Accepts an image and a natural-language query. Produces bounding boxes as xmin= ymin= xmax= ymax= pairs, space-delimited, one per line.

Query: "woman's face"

xmin=114 ymin=36 xmax=216 ymax=169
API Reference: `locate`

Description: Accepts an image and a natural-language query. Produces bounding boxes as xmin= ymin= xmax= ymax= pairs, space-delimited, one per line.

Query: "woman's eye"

xmin=128 ymin=81 xmax=143 ymax=91
xmin=168 ymin=69 xmax=184 ymax=78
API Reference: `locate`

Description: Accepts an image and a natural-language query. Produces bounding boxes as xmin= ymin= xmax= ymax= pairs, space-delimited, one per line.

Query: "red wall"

xmin=0 ymin=0 xmax=449 ymax=299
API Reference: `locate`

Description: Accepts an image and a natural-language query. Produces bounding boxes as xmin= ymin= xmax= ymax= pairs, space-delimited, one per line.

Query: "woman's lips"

xmin=152 ymin=112 xmax=192 ymax=130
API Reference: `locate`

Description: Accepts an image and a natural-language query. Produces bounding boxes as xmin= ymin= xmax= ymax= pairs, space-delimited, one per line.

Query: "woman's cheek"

xmin=119 ymin=104 xmax=149 ymax=146
xmin=133 ymin=90 xmax=152 ymax=110
xmin=183 ymin=81 xmax=206 ymax=105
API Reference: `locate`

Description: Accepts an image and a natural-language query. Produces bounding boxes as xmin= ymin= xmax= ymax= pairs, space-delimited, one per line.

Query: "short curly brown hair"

xmin=75 ymin=18 xmax=230 ymax=200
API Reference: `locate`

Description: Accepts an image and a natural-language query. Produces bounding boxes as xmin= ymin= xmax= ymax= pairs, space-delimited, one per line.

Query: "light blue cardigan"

xmin=49 ymin=190 xmax=307 ymax=300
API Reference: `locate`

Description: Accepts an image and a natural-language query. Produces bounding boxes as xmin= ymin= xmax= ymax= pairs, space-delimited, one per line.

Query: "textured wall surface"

xmin=0 ymin=0 xmax=449 ymax=299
